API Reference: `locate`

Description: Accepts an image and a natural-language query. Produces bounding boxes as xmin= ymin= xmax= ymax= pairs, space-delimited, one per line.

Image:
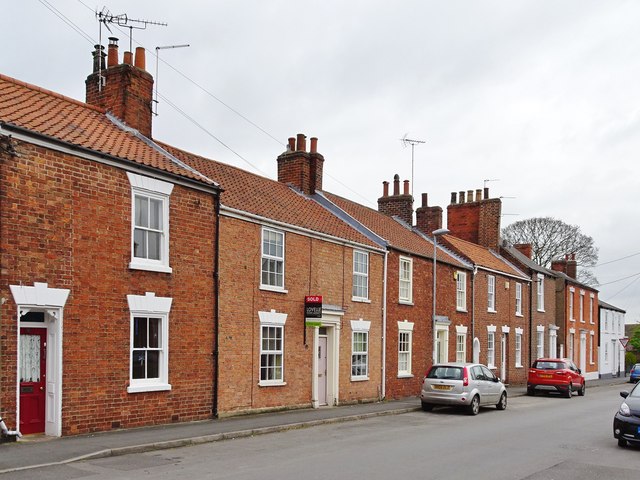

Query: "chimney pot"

xmin=296 ymin=133 xmax=306 ymax=152
xmin=383 ymin=181 xmax=389 ymax=197
xmin=422 ymin=193 xmax=429 ymax=207
xmin=459 ymin=191 xmax=466 ymax=203
xmin=403 ymin=180 xmax=410 ymax=195
xmin=107 ymin=37 xmax=119 ymax=67
xmin=476 ymin=189 xmax=482 ymax=202
xmin=393 ymin=174 xmax=400 ymax=196
xmin=134 ymin=47 xmax=146 ymax=70
xmin=123 ymin=51 xmax=133 ymax=65
xmin=287 ymin=137 xmax=296 ymax=151
xmin=467 ymin=190 xmax=474 ymax=202
xmin=92 ymin=45 xmax=106 ymax=73
xmin=484 ymin=187 xmax=489 ymax=199
xmin=310 ymin=137 xmax=318 ymax=153
xmin=451 ymin=192 xmax=457 ymax=204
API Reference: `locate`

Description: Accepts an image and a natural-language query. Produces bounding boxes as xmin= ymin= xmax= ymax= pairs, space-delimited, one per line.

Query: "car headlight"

xmin=619 ymin=402 xmax=631 ymax=417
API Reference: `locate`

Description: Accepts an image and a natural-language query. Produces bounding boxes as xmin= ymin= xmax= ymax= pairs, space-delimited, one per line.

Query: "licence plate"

xmin=433 ymin=385 xmax=452 ymax=391
xmin=539 ymin=374 xmax=552 ymax=378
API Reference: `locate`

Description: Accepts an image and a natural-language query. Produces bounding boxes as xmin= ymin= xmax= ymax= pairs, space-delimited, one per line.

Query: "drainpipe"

xmin=381 ymin=251 xmax=388 ymax=400
xmin=528 ymin=277 xmax=534 ymax=366
xmin=472 ymin=266 xmax=477 ymax=360
xmin=212 ymin=193 xmax=221 ymax=418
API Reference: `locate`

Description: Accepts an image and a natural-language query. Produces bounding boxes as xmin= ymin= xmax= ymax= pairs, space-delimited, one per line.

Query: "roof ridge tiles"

xmin=0 ymin=73 xmax=105 ymax=115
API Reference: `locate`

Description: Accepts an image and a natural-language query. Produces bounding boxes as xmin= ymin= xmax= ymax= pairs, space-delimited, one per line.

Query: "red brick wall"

xmin=561 ymin=284 xmax=599 ymax=377
xmin=384 ymin=252 xmax=473 ymax=399
xmin=0 ymin=140 xmax=217 ymax=434
xmin=531 ymin=273 xmax=558 ymax=361
xmin=447 ymin=198 xmax=501 ymax=249
xmin=216 ymin=216 xmax=383 ymax=415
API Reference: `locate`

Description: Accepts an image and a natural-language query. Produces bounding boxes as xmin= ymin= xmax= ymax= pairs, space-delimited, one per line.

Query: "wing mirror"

xmin=620 ymin=391 xmax=630 ymax=398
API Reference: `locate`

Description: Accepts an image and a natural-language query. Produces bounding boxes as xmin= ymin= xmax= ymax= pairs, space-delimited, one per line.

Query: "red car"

xmin=527 ymin=358 xmax=585 ymax=398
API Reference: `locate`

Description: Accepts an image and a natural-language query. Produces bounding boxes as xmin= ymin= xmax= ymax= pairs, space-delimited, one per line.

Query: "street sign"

xmin=620 ymin=337 xmax=629 ymax=348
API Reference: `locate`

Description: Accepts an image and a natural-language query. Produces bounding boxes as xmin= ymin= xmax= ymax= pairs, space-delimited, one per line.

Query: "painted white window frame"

xmin=456 ymin=325 xmax=467 ymax=363
xmin=589 ymin=294 xmax=594 ymax=324
xmin=536 ymin=274 xmax=545 ymax=311
xmin=456 ymin=271 xmax=467 ymax=311
xmin=487 ymin=275 xmax=496 ymax=312
xmin=515 ymin=327 xmax=523 ymax=367
xmin=398 ymin=256 xmax=413 ymax=304
xmin=590 ymin=331 xmax=595 ymax=365
xmin=536 ymin=325 xmax=545 ymax=360
xmin=579 ymin=290 xmax=585 ymax=323
xmin=436 ymin=323 xmax=450 ymax=364
xmin=549 ymin=327 xmax=558 ymax=358
xmin=127 ymin=173 xmax=174 ymax=274
xmin=568 ymin=329 xmax=575 ymax=361
xmin=515 ymin=282 xmax=523 ymax=316
xmin=397 ymin=321 xmax=414 ymax=377
xmin=351 ymin=320 xmax=371 ymax=380
xmin=569 ymin=287 xmax=575 ymax=321
xmin=258 ymin=310 xmax=288 ymax=386
xmin=127 ymin=292 xmax=172 ymax=393
xmin=261 ymin=227 xmax=286 ymax=292
xmin=487 ymin=326 xmax=496 ymax=368
xmin=352 ymin=251 xmax=369 ymax=302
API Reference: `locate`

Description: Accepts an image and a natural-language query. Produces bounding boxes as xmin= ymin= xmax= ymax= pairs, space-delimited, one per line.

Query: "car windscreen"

xmin=427 ymin=366 xmax=463 ymax=380
xmin=630 ymin=384 xmax=640 ymax=398
xmin=532 ymin=361 xmax=565 ymax=370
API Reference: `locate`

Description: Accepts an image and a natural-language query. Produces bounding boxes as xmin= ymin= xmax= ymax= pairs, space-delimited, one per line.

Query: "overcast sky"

xmin=4 ymin=1 xmax=640 ymax=324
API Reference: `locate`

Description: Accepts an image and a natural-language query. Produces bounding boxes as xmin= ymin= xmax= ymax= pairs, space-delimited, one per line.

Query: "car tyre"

xmin=564 ymin=383 xmax=573 ymax=398
xmin=496 ymin=392 xmax=507 ymax=410
xmin=618 ymin=437 xmax=627 ymax=448
xmin=578 ymin=382 xmax=585 ymax=396
xmin=526 ymin=387 xmax=535 ymax=396
xmin=421 ymin=402 xmax=433 ymax=412
xmin=467 ymin=395 xmax=480 ymax=415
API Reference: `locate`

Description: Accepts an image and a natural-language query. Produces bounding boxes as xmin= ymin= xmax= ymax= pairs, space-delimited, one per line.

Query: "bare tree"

xmin=502 ymin=217 xmax=599 ymax=286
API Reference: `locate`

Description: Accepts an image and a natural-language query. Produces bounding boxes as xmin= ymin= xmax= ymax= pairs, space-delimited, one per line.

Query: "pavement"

xmin=0 ymin=375 xmax=631 ymax=474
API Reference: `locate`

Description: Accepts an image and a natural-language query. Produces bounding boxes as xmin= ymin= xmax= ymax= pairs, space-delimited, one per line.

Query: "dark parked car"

xmin=527 ymin=358 xmax=585 ymax=398
xmin=614 ymin=382 xmax=640 ymax=447
xmin=629 ymin=363 xmax=640 ymax=383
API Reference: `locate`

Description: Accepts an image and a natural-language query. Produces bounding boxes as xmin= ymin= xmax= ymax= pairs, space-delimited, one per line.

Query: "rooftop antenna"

xmin=154 ymin=44 xmax=190 ymax=116
xmin=483 ymin=178 xmax=500 ymax=189
xmin=400 ymin=134 xmax=426 ymax=197
xmin=95 ymin=7 xmax=167 ymax=91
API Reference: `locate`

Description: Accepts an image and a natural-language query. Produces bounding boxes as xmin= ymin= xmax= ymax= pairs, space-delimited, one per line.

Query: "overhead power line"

xmin=595 ymin=251 xmax=640 ymax=267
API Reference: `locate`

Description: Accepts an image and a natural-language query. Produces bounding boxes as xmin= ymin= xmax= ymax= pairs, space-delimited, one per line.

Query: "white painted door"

xmin=580 ymin=333 xmax=587 ymax=373
xmin=500 ymin=334 xmax=507 ymax=382
xmin=318 ymin=336 xmax=328 ymax=406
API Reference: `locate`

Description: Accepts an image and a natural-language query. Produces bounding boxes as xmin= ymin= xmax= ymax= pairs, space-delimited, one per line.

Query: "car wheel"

xmin=467 ymin=395 xmax=480 ymax=415
xmin=578 ymin=382 xmax=585 ymax=397
xmin=496 ymin=392 xmax=507 ymax=410
xmin=565 ymin=383 xmax=573 ymax=398
xmin=421 ymin=402 xmax=433 ymax=412
xmin=618 ymin=437 xmax=627 ymax=448
xmin=526 ymin=387 xmax=535 ymax=396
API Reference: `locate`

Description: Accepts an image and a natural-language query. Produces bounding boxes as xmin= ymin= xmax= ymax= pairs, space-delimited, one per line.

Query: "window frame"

xmin=579 ymin=291 xmax=585 ymax=323
xmin=456 ymin=331 xmax=467 ymax=363
xmin=515 ymin=282 xmax=523 ymax=316
xmin=536 ymin=328 xmax=544 ymax=359
xmin=351 ymin=320 xmax=371 ymax=380
xmin=261 ymin=227 xmax=286 ymax=292
xmin=258 ymin=310 xmax=288 ymax=386
xmin=260 ymin=324 xmax=285 ymax=385
xmin=456 ymin=271 xmax=467 ymax=311
xmin=398 ymin=257 xmax=413 ymax=304
xmin=352 ymin=250 xmax=370 ymax=302
xmin=569 ymin=288 xmax=575 ymax=321
xmin=127 ymin=173 xmax=173 ymax=274
xmin=589 ymin=294 xmax=594 ymax=324
xmin=487 ymin=331 xmax=496 ymax=368
xmin=487 ymin=275 xmax=496 ymax=312
xmin=127 ymin=292 xmax=172 ymax=394
xmin=515 ymin=330 xmax=523 ymax=367
xmin=397 ymin=321 xmax=414 ymax=377
xmin=536 ymin=274 xmax=545 ymax=312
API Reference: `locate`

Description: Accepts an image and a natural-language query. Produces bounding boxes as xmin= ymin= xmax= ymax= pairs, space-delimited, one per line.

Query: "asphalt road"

xmin=5 ymin=384 xmax=640 ymax=480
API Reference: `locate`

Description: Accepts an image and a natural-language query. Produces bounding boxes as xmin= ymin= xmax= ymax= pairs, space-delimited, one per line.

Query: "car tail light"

xmin=425 ymin=367 xmax=433 ymax=379
xmin=462 ymin=366 xmax=469 ymax=386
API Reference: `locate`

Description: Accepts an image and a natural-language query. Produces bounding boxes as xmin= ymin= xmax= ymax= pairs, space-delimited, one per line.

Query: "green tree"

xmin=629 ymin=327 xmax=640 ymax=353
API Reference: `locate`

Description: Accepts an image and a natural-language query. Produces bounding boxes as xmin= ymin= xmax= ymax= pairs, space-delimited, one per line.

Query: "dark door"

xmin=19 ymin=327 xmax=47 ymax=435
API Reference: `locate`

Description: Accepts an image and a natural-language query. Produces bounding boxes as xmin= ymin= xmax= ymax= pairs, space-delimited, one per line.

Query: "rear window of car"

xmin=532 ymin=361 xmax=565 ymax=370
xmin=427 ymin=366 xmax=463 ymax=380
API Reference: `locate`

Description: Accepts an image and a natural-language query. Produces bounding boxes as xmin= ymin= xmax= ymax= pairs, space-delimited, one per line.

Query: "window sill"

xmin=351 ymin=376 xmax=369 ymax=382
xmin=399 ymin=300 xmax=414 ymax=306
xmin=129 ymin=261 xmax=173 ymax=274
xmin=515 ymin=313 xmax=524 ymax=318
xmin=397 ymin=374 xmax=414 ymax=379
xmin=537 ymin=308 xmax=546 ymax=313
xmin=456 ymin=308 xmax=468 ymax=313
xmin=258 ymin=381 xmax=287 ymax=387
xmin=487 ymin=309 xmax=497 ymax=314
xmin=352 ymin=297 xmax=371 ymax=303
xmin=127 ymin=383 xmax=172 ymax=394
xmin=260 ymin=285 xmax=289 ymax=294
xmin=515 ymin=364 xmax=523 ymax=368
xmin=487 ymin=364 xmax=496 ymax=369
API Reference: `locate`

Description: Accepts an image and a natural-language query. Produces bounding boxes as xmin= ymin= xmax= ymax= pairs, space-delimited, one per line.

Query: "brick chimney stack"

xmin=551 ymin=257 xmax=567 ymax=274
xmin=446 ymin=187 xmax=502 ymax=249
xmin=277 ymin=133 xmax=324 ymax=195
xmin=86 ymin=38 xmax=154 ymax=138
xmin=514 ymin=243 xmax=533 ymax=259
xmin=566 ymin=253 xmax=577 ymax=279
xmin=415 ymin=193 xmax=443 ymax=236
xmin=377 ymin=174 xmax=414 ymax=225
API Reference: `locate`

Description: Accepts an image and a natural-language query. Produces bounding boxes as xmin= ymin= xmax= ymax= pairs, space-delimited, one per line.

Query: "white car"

xmin=420 ymin=363 xmax=507 ymax=415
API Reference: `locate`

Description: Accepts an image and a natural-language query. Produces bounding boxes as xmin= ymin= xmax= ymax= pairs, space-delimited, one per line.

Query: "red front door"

xmin=19 ymin=327 xmax=47 ymax=435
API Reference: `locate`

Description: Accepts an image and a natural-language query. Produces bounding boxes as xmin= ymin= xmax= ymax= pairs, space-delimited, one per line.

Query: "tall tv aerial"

xmin=95 ymin=7 xmax=167 ymax=91
xmin=400 ymin=134 xmax=426 ymax=197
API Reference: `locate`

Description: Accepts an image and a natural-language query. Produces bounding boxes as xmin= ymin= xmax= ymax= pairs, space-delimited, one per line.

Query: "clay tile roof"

xmin=159 ymin=144 xmax=382 ymax=249
xmin=444 ymin=235 xmax=527 ymax=278
xmin=0 ymin=74 xmax=214 ymax=186
xmin=323 ymin=192 xmax=468 ymax=268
